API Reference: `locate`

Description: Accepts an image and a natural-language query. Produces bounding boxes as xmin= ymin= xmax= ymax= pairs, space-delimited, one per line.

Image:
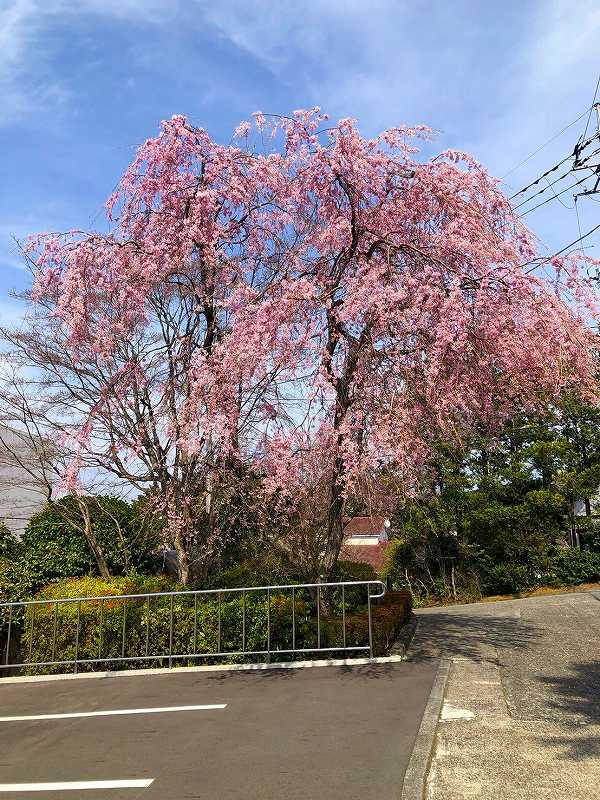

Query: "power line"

xmin=545 ymin=174 xmax=575 ymax=210
xmin=523 ymin=222 xmax=600 ymax=273
xmin=581 ymin=72 xmax=600 ymax=142
xmin=510 ymin=153 xmax=576 ymax=199
xmin=575 ymin=196 xmax=586 ymax=256
xmin=517 ymin=173 xmax=592 ymax=215
xmin=511 ymin=163 xmax=576 ymax=202
xmin=501 ymin=108 xmax=591 ymax=180
xmin=511 ymin=145 xmax=600 ymax=203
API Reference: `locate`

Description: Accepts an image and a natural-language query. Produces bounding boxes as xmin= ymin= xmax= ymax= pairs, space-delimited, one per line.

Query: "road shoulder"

xmin=407 ymin=592 xmax=600 ymax=800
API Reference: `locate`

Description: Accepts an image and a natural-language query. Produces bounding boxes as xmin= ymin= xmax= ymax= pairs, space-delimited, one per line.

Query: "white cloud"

xmin=2 ymin=0 xmax=599 ymax=256
xmin=0 ymin=0 xmax=172 ymax=123
xmin=201 ymin=0 xmax=600 ymax=254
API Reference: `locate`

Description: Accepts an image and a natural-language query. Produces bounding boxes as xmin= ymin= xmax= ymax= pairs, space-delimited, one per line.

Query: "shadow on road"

xmin=204 ymin=660 xmax=399 ymax=685
xmin=537 ymin=661 xmax=600 ymax=758
xmin=407 ymin=609 xmax=543 ymax=662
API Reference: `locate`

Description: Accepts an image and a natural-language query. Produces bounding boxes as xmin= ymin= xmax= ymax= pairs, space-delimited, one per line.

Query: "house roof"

xmin=343 ymin=515 xmax=390 ymax=537
xmin=339 ymin=542 xmax=389 ymax=572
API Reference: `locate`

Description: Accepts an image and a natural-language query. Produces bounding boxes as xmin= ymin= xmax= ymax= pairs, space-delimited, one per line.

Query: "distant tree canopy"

xmin=385 ymin=393 xmax=600 ymax=598
xmin=23 ymin=495 xmax=161 ymax=580
xmin=0 ymin=496 xmax=161 ymax=603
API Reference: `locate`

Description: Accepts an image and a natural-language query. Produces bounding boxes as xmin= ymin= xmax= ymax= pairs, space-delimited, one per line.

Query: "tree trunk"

xmin=76 ymin=498 xmax=111 ymax=579
xmin=322 ymin=455 xmax=346 ymax=579
xmin=176 ymin=545 xmax=191 ymax=585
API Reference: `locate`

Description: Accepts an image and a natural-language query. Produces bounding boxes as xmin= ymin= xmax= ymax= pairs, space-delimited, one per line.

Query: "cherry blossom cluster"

xmin=29 ymin=109 xmax=599 ymax=508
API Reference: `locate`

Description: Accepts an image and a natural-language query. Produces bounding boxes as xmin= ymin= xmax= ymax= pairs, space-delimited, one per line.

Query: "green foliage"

xmin=384 ymin=394 xmax=600 ymax=602
xmin=333 ymin=560 xmax=378 ymax=582
xmin=20 ymin=495 xmax=160 ymax=591
xmin=476 ymin=548 xmax=600 ymax=596
xmin=0 ymin=556 xmax=24 ymax=601
xmin=205 ymin=553 xmax=294 ymax=590
xmin=547 ymin=549 xmax=600 ymax=586
xmin=479 ymin=562 xmax=534 ymax=595
xmin=19 ymin=577 xmax=411 ymax=673
xmin=0 ymin=523 xmax=18 ymax=559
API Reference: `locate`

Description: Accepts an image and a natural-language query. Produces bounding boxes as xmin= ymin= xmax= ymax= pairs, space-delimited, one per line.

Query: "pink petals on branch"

xmin=27 ymin=109 xmax=599 ymax=510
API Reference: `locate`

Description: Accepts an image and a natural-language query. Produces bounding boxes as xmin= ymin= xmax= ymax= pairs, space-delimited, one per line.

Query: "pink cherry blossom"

xmin=26 ymin=109 xmax=600 ymax=577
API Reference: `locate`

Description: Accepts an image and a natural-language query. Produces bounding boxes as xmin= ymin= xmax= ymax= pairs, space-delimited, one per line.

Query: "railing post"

xmin=121 ymin=599 xmax=127 ymax=660
xmin=266 ymin=588 xmax=271 ymax=661
xmin=291 ymin=586 xmax=296 ymax=652
xmin=168 ymin=595 xmax=174 ymax=668
xmin=98 ymin=599 xmax=104 ymax=661
xmin=52 ymin=602 xmax=58 ymax=663
xmin=193 ymin=594 xmax=198 ymax=657
xmin=5 ymin=606 xmax=12 ymax=666
xmin=74 ymin=601 xmax=81 ymax=674
xmin=145 ymin=596 xmax=150 ymax=658
xmin=317 ymin=584 xmax=321 ymax=650
xmin=342 ymin=584 xmax=346 ymax=650
xmin=367 ymin=585 xmax=373 ymax=659
xmin=217 ymin=592 xmax=222 ymax=654
xmin=27 ymin=604 xmax=35 ymax=665
xmin=242 ymin=591 xmax=246 ymax=653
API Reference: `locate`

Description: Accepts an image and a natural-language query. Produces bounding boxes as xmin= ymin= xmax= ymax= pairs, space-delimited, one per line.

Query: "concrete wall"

xmin=0 ymin=427 xmax=50 ymax=537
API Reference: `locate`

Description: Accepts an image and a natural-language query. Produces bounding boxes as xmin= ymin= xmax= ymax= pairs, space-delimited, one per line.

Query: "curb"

xmin=400 ymin=657 xmax=451 ymax=800
xmin=0 ymin=654 xmax=406 ymax=686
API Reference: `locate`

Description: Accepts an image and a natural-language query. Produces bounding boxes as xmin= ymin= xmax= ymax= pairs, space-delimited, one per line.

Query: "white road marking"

xmin=0 ymin=780 xmax=153 ymax=792
xmin=0 ymin=704 xmax=226 ymax=722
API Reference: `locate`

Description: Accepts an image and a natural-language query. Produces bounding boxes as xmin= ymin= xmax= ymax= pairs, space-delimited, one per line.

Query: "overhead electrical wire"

xmin=510 ymin=142 xmax=600 ymax=203
xmin=501 ymin=108 xmax=591 ymax=181
xmin=580 ymin=71 xmax=600 ymax=143
xmin=523 ymin=222 xmax=600 ymax=273
xmin=510 ymin=152 xmax=577 ymax=199
xmin=511 ymin=164 xmax=578 ymax=203
xmin=575 ymin=196 xmax=586 ymax=256
xmin=544 ymin=174 xmax=575 ymax=210
xmin=509 ymin=79 xmax=600 ymax=276
xmin=517 ymin=173 xmax=592 ymax=215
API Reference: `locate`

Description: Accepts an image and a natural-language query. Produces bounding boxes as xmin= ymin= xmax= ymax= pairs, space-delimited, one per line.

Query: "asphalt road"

xmin=0 ymin=660 xmax=438 ymax=799
xmin=410 ymin=589 xmax=600 ymax=800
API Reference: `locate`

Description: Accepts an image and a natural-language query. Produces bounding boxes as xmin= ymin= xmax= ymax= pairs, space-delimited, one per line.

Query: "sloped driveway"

xmin=409 ymin=590 xmax=600 ymax=800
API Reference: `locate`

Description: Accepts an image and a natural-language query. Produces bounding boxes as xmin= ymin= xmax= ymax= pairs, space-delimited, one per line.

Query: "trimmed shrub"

xmin=20 ymin=579 xmax=411 ymax=673
xmin=206 ymin=554 xmax=293 ymax=590
xmin=548 ymin=548 xmax=600 ymax=586
xmin=480 ymin=562 xmax=534 ymax=595
xmin=333 ymin=560 xmax=378 ymax=582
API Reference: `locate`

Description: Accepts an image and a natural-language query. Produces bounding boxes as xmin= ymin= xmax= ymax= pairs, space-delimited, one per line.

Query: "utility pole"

xmin=573 ymin=103 xmax=600 ymax=198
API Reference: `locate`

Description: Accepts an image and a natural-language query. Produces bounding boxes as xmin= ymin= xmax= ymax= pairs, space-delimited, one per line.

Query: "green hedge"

xmin=546 ymin=549 xmax=600 ymax=586
xmin=19 ymin=579 xmax=411 ymax=674
xmin=479 ymin=548 xmax=600 ymax=596
xmin=327 ymin=590 xmax=412 ymax=655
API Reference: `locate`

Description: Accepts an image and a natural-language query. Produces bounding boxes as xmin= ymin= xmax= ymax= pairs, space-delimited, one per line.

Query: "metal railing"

xmin=0 ymin=580 xmax=386 ymax=675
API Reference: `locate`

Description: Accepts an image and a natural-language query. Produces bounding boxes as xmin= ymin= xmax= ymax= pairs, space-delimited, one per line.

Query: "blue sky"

xmin=1 ymin=0 xmax=599 ymax=324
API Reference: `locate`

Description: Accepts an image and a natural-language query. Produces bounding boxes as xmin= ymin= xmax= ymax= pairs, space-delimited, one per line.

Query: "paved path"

xmin=0 ymin=660 xmax=438 ymax=799
xmin=409 ymin=590 xmax=600 ymax=800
